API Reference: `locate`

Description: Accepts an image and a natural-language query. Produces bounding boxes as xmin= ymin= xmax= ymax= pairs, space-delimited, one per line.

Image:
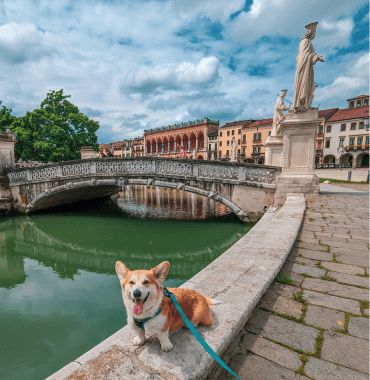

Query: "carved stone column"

xmin=264 ymin=136 xmax=284 ymax=166
xmin=275 ymin=108 xmax=322 ymax=204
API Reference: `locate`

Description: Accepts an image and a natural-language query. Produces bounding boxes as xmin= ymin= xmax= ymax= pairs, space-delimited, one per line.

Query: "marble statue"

xmin=192 ymin=148 xmax=197 ymax=159
xmin=271 ymin=90 xmax=290 ymax=136
xmin=293 ymin=22 xmax=325 ymax=113
xmin=230 ymin=136 xmax=237 ymax=161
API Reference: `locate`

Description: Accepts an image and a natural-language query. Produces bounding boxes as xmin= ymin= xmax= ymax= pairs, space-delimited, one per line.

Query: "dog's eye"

xmin=129 ymin=281 xmax=135 ymax=285
xmin=143 ymin=280 xmax=149 ymax=285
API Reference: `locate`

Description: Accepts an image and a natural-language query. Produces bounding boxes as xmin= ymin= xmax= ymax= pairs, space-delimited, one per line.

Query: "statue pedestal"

xmin=275 ymin=108 xmax=321 ymax=204
xmin=265 ymin=135 xmax=284 ymax=166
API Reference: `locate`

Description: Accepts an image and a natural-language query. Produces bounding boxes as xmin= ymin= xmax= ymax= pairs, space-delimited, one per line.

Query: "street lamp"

xmin=337 ymin=146 xmax=346 ymax=171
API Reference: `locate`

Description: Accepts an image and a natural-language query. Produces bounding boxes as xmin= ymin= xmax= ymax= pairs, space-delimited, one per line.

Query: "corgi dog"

xmin=115 ymin=260 xmax=219 ymax=351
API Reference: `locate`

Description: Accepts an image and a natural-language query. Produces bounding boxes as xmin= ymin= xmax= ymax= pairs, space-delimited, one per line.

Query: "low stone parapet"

xmin=46 ymin=194 xmax=305 ymax=380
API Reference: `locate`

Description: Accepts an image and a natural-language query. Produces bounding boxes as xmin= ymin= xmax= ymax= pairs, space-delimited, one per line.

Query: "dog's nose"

xmin=133 ymin=289 xmax=142 ymax=298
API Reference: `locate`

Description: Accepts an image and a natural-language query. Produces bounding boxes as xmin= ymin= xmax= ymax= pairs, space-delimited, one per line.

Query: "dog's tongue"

xmin=133 ymin=299 xmax=144 ymax=315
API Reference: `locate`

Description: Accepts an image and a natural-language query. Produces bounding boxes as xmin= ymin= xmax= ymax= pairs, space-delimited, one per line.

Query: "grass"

xmin=275 ymin=271 xmax=295 ymax=285
xmin=293 ymin=290 xmax=307 ymax=303
xmin=321 ymin=275 xmax=335 ymax=281
xmin=319 ymin=178 xmax=369 ymax=184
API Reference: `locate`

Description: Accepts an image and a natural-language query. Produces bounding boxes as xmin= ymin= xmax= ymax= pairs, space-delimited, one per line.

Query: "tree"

xmin=10 ymin=90 xmax=100 ymax=162
xmin=0 ymin=102 xmax=16 ymax=133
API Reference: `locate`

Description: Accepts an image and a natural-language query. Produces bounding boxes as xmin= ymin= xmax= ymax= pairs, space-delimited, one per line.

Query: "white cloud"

xmin=314 ymin=53 xmax=369 ymax=107
xmin=172 ymin=0 xmax=245 ymax=23
xmin=122 ymin=56 xmax=220 ymax=94
xmin=226 ymin=0 xmax=366 ymax=46
xmin=0 ymin=22 xmax=61 ymax=63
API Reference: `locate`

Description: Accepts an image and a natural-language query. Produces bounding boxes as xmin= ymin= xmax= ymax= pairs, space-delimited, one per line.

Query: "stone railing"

xmin=7 ymin=158 xmax=281 ymax=187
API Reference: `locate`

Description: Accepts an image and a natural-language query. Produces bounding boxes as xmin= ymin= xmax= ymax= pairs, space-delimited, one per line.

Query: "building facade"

xmin=207 ymin=132 xmax=218 ymax=160
xmin=144 ymin=118 xmax=219 ymax=160
xmin=322 ymin=95 xmax=369 ymax=168
xmin=132 ymin=136 xmax=144 ymax=157
xmin=218 ymin=120 xmax=252 ymax=160
xmin=99 ymin=139 xmax=132 ymax=157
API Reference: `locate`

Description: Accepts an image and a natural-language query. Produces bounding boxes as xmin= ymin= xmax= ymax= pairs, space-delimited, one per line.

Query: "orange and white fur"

xmin=115 ymin=260 xmax=219 ymax=351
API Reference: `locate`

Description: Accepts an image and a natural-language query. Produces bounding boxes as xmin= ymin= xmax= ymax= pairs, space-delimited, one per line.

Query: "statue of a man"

xmin=231 ymin=136 xmax=237 ymax=161
xmin=271 ymin=90 xmax=290 ymax=136
xmin=293 ymin=22 xmax=325 ymax=113
xmin=192 ymin=148 xmax=197 ymax=159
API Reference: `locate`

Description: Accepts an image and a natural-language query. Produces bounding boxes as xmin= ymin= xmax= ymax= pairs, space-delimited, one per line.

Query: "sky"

xmin=0 ymin=0 xmax=368 ymax=144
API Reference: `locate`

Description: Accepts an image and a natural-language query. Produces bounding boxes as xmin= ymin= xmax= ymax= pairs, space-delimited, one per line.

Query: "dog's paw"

xmin=161 ymin=342 xmax=173 ymax=352
xmin=132 ymin=335 xmax=145 ymax=346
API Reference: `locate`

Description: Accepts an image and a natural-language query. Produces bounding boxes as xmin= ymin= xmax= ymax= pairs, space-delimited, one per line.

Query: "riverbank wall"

xmin=46 ymin=194 xmax=306 ymax=380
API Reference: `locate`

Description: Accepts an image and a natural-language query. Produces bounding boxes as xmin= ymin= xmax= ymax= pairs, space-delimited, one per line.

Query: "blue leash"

xmin=162 ymin=286 xmax=241 ymax=380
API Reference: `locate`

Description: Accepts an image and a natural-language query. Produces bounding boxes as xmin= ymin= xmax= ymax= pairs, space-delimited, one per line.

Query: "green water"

xmin=0 ymin=196 xmax=251 ymax=380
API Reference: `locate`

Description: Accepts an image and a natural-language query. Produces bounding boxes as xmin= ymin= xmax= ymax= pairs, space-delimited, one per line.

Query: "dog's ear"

xmin=152 ymin=261 xmax=170 ymax=283
xmin=116 ymin=261 xmax=129 ymax=283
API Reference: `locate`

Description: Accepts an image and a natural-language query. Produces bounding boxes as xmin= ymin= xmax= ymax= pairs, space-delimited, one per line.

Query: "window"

xmin=242 ymin=147 xmax=245 ymax=155
xmin=326 ymin=125 xmax=332 ymax=133
xmin=349 ymin=137 xmax=355 ymax=145
xmin=357 ymin=137 xmax=363 ymax=145
xmin=325 ymin=139 xmax=330 ymax=148
xmin=243 ymin=135 xmax=246 ymax=142
xmin=359 ymin=122 xmax=364 ymax=129
xmin=340 ymin=124 xmax=346 ymax=131
xmin=268 ymin=131 xmax=271 ymax=136
xmin=253 ymin=146 xmax=261 ymax=154
xmin=231 ymin=130 xmax=234 ymax=136
xmin=238 ymin=129 xmax=241 ymax=135
xmin=237 ymin=149 xmax=240 ymax=155
xmin=253 ymin=132 xmax=262 ymax=141
xmin=317 ymin=142 xmax=322 ymax=149
xmin=318 ymin=125 xmax=323 ymax=134
xmin=219 ymin=151 xmax=221 ymax=158
xmin=238 ymin=139 xmax=241 ymax=145
xmin=364 ymin=98 xmax=369 ymax=106
xmin=349 ymin=101 xmax=354 ymax=108
xmin=227 ymin=130 xmax=230 ymax=136
xmin=215 ymin=143 xmax=217 ymax=150
xmin=339 ymin=138 xmax=345 ymax=147
xmin=366 ymin=136 xmax=369 ymax=145
xmin=226 ymin=150 xmax=229 ymax=157
xmin=227 ymin=140 xmax=230 ymax=146
xmin=219 ymin=141 xmax=222 ymax=147
xmin=356 ymin=100 xmax=362 ymax=107
xmin=350 ymin=123 xmax=356 ymax=130
xmin=208 ymin=144 xmax=211 ymax=151
xmin=220 ymin=132 xmax=222 ymax=137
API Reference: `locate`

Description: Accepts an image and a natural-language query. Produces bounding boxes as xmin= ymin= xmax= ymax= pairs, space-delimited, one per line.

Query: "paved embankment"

xmin=208 ymin=186 xmax=369 ymax=379
xmin=314 ymin=168 xmax=369 ymax=182
xmin=46 ymin=195 xmax=305 ymax=380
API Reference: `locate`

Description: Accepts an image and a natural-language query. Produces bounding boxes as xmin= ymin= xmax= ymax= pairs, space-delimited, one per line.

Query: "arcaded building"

xmin=143 ymin=118 xmax=219 ymax=160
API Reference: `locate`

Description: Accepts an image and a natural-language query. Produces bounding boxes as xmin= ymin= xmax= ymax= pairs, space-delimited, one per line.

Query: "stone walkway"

xmin=207 ymin=191 xmax=369 ymax=380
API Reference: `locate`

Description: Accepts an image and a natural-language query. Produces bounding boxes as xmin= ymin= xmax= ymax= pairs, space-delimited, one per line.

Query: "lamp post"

xmin=337 ymin=146 xmax=346 ymax=171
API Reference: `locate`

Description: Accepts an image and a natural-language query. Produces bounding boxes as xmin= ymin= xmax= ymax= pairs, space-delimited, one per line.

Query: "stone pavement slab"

xmin=329 ymin=272 xmax=369 ymax=288
xmin=268 ymin=283 xmax=298 ymax=299
xmin=241 ymin=333 xmax=301 ymax=370
xmin=260 ymin=292 xmax=303 ymax=319
xmin=303 ymin=290 xmax=361 ymax=314
xmin=283 ymin=262 xmax=326 ymax=277
xmin=245 ymin=310 xmax=319 ymax=352
xmin=287 ymin=256 xmax=319 ymax=267
xmin=305 ymin=356 xmax=369 ymax=380
xmin=321 ymin=331 xmax=369 ymax=373
xmin=322 ymin=262 xmax=365 ymax=275
xmin=221 ymin=354 xmax=306 ymax=380
xmin=334 ymin=253 xmax=369 ymax=268
xmin=348 ymin=317 xmax=369 ymax=340
xmin=304 ymin=305 xmax=345 ymax=331
xmin=301 ymin=278 xmax=369 ymax=301
xmin=293 ymin=249 xmax=333 ymax=261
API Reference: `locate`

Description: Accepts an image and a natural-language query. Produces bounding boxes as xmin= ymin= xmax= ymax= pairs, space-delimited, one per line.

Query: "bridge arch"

xmin=8 ymin=158 xmax=280 ymax=221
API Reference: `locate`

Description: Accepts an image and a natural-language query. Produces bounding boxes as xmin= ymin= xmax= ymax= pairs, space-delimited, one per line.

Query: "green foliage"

xmin=275 ymin=271 xmax=294 ymax=285
xmin=9 ymin=90 xmax=99 ymax=162
xmin=0 ymin=101 xmax=16 ymax=133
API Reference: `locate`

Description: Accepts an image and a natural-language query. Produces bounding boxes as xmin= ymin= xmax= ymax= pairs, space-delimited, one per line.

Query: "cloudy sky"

xmin=0 ymin=0 xmax=368 ymax=144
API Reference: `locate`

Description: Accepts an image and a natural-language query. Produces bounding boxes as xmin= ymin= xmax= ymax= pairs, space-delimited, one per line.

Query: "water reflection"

xmin=116 ymin=185 xmax=231 ymax=220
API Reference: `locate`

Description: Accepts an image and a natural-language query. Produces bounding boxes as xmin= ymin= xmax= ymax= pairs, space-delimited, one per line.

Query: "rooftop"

xmin=326 ymin=106 xmax=369 ymax=122
xmin=219 ymin=120 xmax=253 ymax=129
xmin=144 ymin=118 xmax=219 ymax=135
xmin=245 ymin=118 xmax=273 ymax=128
xmin=346 ymin=94 xmax=369 ymax=101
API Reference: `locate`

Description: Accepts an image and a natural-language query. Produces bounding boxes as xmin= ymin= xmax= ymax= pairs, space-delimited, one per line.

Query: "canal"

xmin=0 ymin=186 xmax=252 ymax=380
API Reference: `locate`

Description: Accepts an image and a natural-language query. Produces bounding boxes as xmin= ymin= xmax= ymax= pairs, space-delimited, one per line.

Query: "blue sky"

xmin=0 ymin=0 xmax=368 ymax=144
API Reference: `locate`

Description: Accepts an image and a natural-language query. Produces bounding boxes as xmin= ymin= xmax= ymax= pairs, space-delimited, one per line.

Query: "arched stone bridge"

xmin=7 ymin=158 xmax=282 ymax=221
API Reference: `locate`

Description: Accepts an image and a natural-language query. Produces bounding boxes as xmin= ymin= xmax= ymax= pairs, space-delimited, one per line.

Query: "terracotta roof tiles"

xmin=326 ymin=107 xmax=369 ymax=122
